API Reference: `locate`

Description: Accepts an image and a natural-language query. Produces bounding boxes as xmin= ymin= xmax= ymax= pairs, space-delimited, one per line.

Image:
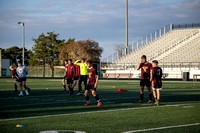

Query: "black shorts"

xmin=63 ymin=76 xmax=67 ymax=80
xmin=86 ymin=84 xmax=96 ymax=91
xmin=140 ymin=79 xmax=151 ymax=87
xmin=18 ymin=77 xmax=26 ymax=82
xmin=67 ymin=78 xmax=73 ymax=84
xmin=74 ymin=76 xmax=80 ymax=81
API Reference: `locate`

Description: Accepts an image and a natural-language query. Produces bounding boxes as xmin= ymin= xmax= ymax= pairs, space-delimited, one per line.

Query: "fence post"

xmin=112 ymin=54 xmax=114 ymax=63
xmin=159 ymin=29 xmax=161 ymax=37
xmin=137 ymin=41 xmax=139 ymax=50
xmin=132 ymin=43 xmax=134 ymax=52
xmin=146 ymin=36 xmax=148 ymax=44
xmin=155 ymin=31 xmax=157 ymax=39
xmin=170 ymin=23 xmax=173 ymax=30
xmin=150 ymin=34 xmax=152 ymax=42
xmin=164 ymin=26 xmax=165 ymax=34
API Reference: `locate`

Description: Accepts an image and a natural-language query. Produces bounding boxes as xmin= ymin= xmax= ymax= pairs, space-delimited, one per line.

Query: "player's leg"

xmin=83 ymin=75 xmax=87 ymax=91
xmin=92 ymin=90 xmax=102 ymax=106
xmin=156 ymin=89 xmax=161 ymax=106
xmin=152 ymin=87 xmax=157 ymax=104
xmin=138 ymin=86 xmax=144 ymax=103
xmin=146 ymin=79 xmax=153 ymax=103
xmin=18 ymin=81 xmax=23 ymax=96
xmin=23 ymin=80 xmax=29 ymax=96
xmin=14 ymin=80 xmax=18 ymax=92
xmin=84 ymin=88 xmax=90 ymax=106
xmin=78 ymin=76 xmax=83 ymax=93
xmin=62 ymin=78 xmax=66 ymax=91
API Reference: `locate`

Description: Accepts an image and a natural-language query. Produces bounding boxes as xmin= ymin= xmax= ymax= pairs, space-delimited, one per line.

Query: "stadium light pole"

xmin=18 ymin=22 xmax=25 ymax=65
xmin=125 ymin=0 xmax=128 ymax=55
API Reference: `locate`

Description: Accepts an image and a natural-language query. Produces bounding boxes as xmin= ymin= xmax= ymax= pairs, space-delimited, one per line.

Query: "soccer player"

xmin=150 ymin=60 xmax=162 ymax=106
xmin=74 ymin=58 xmax=87 ymax=95
xmin=16 ymin=61 xmax=29 ymax=96
xmin=84 ymin=60 xmax=102 ymax=106
xmin=62 ymin=60 xmax=68 ymax=91
xmin=9 ymin=65 xmax=19 ymax=92
xmin=73 ymin=62 xmax=80 ymax=93
xmin=66 ymin=59 xmax=76 ymax=96
xmin=136 ymin=55 xmax=153 ymax=103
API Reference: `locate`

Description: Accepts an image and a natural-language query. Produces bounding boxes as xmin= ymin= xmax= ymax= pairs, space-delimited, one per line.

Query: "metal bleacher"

xmin=101 ymin=23 xmax=200 ymax=79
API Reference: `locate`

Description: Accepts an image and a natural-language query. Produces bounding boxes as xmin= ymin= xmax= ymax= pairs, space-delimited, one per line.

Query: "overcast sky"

xmin=0 ymin=0 xmax=200 ymax=59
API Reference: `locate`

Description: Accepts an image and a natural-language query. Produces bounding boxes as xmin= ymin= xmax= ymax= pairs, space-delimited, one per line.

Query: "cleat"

xmin=147 ymin=100 xmax=153 ymax=103
xmin=138 ymin=100 xmax=144 ymax=103
xmin=157 ymin=101 xmax=160 ymax=106
xmin=154 ymin=99 xmax=158 ymax=105
xmin=97 ymin=102 xmax=102 ymax=106
xmin=76 ymin=92 xmax=81 ymax=96
xmin=18 ymin=92 xmax=23 ymax=96
xmin=84 ymin=102 xmax=90 ymax=106
xmin=25 ymin=90 xmax=29 ymax=96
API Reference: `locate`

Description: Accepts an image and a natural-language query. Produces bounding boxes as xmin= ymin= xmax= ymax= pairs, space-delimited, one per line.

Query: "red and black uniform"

xmin=86 ymin=66 xmax=97 ymax=91
xmin=152 ymin=66 xmax=162 ymax=88
xmin=66 ymin=64 xmax=76 ymax=84
xmin=139 ymin=62 xmax=152 ymax=87
xmin=12 ymin=69 xmax=19 ymax=81
xmin=74 ymin=64 xmax=80 ymax=80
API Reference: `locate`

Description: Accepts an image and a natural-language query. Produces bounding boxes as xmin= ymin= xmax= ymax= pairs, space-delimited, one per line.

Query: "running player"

xmin=73 ymin=62 xmax=80 ymax=94
xmin=62 ymin=60 xmax=68 ymax=91
xmin=84 ymin=60 xmax=102 ymax=106
xmin=74 ymin=58 xmax=87 ymax=95
xmin=136 ymin=55 xmax=153 ymax=103
xmin=9 ymin=65 xmax=19 ymax=92
xmin=150 ymin=60 xmax=162 ymax=106
xmin=66 ymin=59 xmax=76 ymax=96
xmin=16 ymin=61 xmax=29 ymax=96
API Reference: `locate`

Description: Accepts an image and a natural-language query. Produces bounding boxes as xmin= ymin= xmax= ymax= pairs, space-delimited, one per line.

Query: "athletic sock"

xmin=63 ymin=85 xmax=66 ymax=90
xmin=85 ymin=96 xmax=90 ymax=102
xmin=15 ymin=85 xmax=17 ymax=91
xmin=149 ymin=94 xmax=152 ymax=101
xmin=94 ymin=95 xmax=100 ymax=102
xmin=140 ymin=93 xmax=144 ymax=101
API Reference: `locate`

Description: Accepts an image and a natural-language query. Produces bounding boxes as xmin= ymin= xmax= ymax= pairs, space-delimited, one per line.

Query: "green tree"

xmin=31 ymin=32 xmax=65 ymax=77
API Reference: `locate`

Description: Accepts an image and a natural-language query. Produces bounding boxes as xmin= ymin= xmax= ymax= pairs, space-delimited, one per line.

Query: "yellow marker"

xmin=46 ymin=88 xmax=48 ymax=90
xmin=16 ymin=125 xmax=20 ymax=127
xmin=193 ymin=84 xmax=195 ymax=86
xmin=112 ymin=86 xmax=116 ymax=88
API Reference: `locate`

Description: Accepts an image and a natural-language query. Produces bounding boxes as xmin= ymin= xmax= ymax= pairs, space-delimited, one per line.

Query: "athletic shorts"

xmin=152 ymin=86 xmax=162 ymax=90
xmin=67 ymin=78 xmax=73 ymax=84
xmin=74 ymin=76 xmax=80 ymax=81
xmin=15 ymin=79 xmax=19 ymax=82
xmin=18 ymin=77 xmax=26 ymax=82
xmin=86 ymin=84 xmax=96 ymax=91
xmin=140 ymin=79 xmax=151 ymax=87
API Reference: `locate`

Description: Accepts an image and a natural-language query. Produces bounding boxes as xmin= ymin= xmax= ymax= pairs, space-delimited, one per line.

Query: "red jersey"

xmin=66 ymin=64 xmax=76 ymax=79
xmin=87 ymin=66 xmax=96 ymax=85
xmin=139 ymin=62 xmax=152 ymax=79
xmin=11 ymin=69 xmax=19 ymax=79
xmin=64 ymin=65 xmax=68 ymax=78
xmin=152 ymin=66 xmax=162 ymax=88
xmin=74 ymin=64 xmax=80 ymax=77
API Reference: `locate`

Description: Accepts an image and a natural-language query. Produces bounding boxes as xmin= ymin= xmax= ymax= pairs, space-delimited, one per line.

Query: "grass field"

xmin=0 ymin=78 xmax=200 ymax=133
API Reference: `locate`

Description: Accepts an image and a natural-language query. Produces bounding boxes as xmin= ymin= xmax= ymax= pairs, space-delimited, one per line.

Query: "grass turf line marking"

xmin=123 ymin=123 xmax=200 ymax=133
xmin=0 ymin=102 xmax=200 ymax=122
xmin=39 ymin=130 xmax=86 ymax=133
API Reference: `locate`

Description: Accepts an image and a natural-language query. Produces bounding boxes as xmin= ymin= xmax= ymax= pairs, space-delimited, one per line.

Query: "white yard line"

xmin=0 ymin=102 xmax=199 ymax=122
xmin=123 ymin=123 xmax=200 ymax=133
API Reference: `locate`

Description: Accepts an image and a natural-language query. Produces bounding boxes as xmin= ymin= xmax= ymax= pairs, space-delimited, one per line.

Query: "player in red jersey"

xmin=84 ymin=60 xmax=102 ymax=106
xmin=66 ymin=59 xmax=76 ymax=96
xmin=73 ymin=62 xmax=81 ymax=95
xmin=62 ymin=60 xmax=68 ymax=91
xmin=150 ymin=60 xmax=162 ymax=106
xmin=136 ymin=55 xmax=153 ymax=103
xmin=9 ymin=65 xmax=19 ymax=92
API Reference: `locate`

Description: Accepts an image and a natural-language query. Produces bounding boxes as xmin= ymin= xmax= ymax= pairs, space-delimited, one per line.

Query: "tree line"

xmin=0 ymin=32 xmax=103 ymax=77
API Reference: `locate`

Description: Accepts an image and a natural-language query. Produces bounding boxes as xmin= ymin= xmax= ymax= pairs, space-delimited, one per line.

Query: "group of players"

xmin=61 ymin=58 xmax=102 ymax=106
xmin=10 ymin=55 xmax=162 ymax=106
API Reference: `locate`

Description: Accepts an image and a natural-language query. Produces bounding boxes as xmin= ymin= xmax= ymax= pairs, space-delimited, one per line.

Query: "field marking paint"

xmin=39 ymin=130 xmax=86 ymax=133
xmin=0 ymin=94 xmax=183 ymax=108
xmin=183 ymin=106 xmax=194 ymax=108
xmin=0 ymin=102 xmax=199 ymax=122
xmin=123 ymin=123 xmax=200 ymax=133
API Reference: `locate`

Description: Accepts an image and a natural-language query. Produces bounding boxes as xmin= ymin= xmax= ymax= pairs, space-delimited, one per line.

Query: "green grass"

xmin=0 ymin=78 xmax=200 ymax=133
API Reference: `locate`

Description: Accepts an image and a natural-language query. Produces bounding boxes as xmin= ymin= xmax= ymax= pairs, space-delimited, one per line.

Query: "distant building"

xmin=0 ymin=50 xmax=12 ymax=77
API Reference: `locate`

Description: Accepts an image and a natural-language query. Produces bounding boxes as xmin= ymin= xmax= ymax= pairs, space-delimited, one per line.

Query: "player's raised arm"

xmin=74 ymin=60 xmax=81 ymax=65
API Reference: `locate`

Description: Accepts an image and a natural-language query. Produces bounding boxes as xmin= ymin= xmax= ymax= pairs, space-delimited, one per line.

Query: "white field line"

xmin=39 ymin=130 xmax=86 ymax=133
xmin=0 ymin=94 xmax=182 ymax=108
xmin=0 ymin=102 xmax=200 ymax=122
xmin=123 ymin=123 xmax=200 ymax=133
